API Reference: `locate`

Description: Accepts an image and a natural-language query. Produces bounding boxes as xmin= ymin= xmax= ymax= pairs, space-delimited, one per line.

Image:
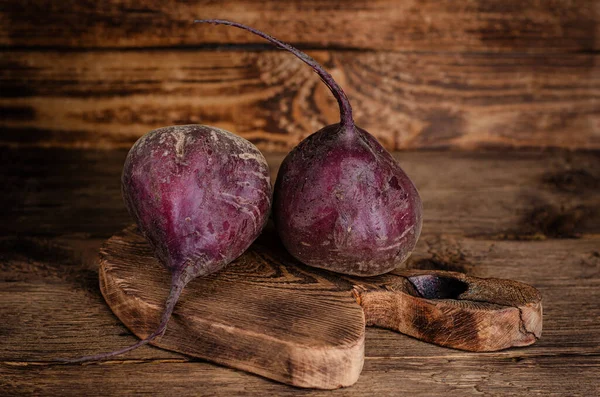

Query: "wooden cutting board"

xmin=99 ymin=225 xmax=542 ymax=389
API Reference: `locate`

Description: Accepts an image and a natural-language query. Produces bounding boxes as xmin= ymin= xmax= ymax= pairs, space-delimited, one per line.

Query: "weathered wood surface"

xmin=355 ymin=270 xmax=542 ymax=352
xmin=1 ymin=148 xmax=598 ymax=395
xmin=99 ymin=225 xmax=366 ymax=390
xmin=2 ymin=0 xmax=598 ymax=52
xmin=96 ymin=225 xmax=541 ymax=389
xmin=3 ymin=356 xmax=599 ymax=397
xmin=1 ymin=50 xmax=598 ymax=151
xmin=2 ymin=0 xmax=600 ymax=151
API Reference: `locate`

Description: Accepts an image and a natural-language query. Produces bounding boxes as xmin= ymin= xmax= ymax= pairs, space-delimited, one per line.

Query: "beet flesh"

xmin=196 ymin=20 xmax=422 ymax=276
xmin=61 ymin=124 xmax=271 ymax=362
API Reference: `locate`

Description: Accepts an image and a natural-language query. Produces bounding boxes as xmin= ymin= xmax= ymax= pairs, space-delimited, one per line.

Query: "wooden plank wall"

xmin=1 ymin=0 xmax=599 ymax=151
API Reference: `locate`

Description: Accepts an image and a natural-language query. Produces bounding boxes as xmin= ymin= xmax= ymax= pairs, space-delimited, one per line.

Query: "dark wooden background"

xmin=1 ymin=0 xmax=599 ymax=151
xmin=1 ymin=2 xmax=600 ymax=396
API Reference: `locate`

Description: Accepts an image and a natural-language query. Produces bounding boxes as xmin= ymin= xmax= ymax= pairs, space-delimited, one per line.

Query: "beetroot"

xmin=62 ymin=125 xmax=271 ymax=362
xmin=195 ymin=20 xmax=422 ymax=276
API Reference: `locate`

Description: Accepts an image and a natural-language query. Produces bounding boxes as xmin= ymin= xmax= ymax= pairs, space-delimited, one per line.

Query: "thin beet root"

xmin=195 ymin=20 xmax=422 ymax=276
xmin=60 ymin=125 xmax=272 ymax=362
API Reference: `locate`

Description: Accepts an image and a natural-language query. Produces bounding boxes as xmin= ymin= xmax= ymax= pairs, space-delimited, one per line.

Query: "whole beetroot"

xmin=195 ymin=20 xmax=422 ymax=276
xmin=275 ymin=126 xmax=422 ymax=276
xmin=62 ymin=124 xmax=271 ymax=362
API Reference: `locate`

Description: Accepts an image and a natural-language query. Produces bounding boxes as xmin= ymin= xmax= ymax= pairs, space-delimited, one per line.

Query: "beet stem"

xmin=194 ymin=19 xmax=355 ymax=129
xmin=57 ymin=273 xmax=186 ymax=363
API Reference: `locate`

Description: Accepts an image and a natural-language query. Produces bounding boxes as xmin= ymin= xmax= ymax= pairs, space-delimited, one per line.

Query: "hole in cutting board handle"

xmin=407 ymin=274 xmax=469 ymax=299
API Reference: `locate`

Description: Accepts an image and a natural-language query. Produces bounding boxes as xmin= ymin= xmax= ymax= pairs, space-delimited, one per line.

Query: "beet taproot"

xmin=195 ymin=20 xmax=422 ymax=276
xmin=62 ymin=125 xmax=271 ymax=362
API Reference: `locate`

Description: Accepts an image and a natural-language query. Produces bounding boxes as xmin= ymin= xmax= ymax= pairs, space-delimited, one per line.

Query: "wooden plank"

xmin=1 ymin=0 xmax=598 ymax=52
xmin=2 ymin=356 xmax=599 ymax=396
xmin=1 ymin=51 xmax=599 ymax=151
xmin=1 ymin=149 xmax=598 ymax=239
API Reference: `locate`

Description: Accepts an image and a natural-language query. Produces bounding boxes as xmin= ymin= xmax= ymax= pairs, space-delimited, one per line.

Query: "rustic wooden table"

xmin=1 ymin=148 xmax=599 ymax=396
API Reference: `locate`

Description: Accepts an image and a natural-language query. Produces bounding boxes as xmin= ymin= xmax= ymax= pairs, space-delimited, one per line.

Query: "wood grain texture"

xmin=355 ymin=270 xmax=542 ymax=352
xmin=1 ymin=149 xmax=598 ymax=239
xmin=1 ymin=0 xmax=598 ymax=52
xmin=1 ymin=50 xmax=599 ymax=151
xmin=1 ymin=148 xmax=599 ymax=395
xmin=1 ymin=0 xmax=599 ymax=151
xmin=96 ymin=225 xmax=541 ymax=388
xmin=2 ymin=356 xmax=599 ymax=396
xmin=99 ymin=225 xmax=365 ymax=390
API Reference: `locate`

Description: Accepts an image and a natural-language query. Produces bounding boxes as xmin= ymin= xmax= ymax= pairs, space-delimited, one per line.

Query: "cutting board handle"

xmin=353 ymin=270 xmax=542 ymax=351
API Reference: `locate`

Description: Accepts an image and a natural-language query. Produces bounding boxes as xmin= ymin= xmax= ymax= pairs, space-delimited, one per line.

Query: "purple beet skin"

xmin=61 ymin=124 xmax=271 ymax=363
xmin=122 ymin=124 xmax=271 ymax=280
xmin=274 ymin=125 xmax=422 ymax=276
xmin=196 ymin=20 xmax=422 ymax=276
